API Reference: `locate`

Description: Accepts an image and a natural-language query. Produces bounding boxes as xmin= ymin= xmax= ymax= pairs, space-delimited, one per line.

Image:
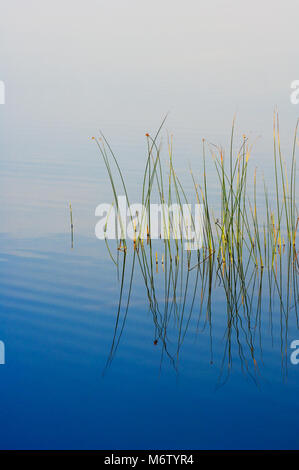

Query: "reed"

xmin=69 ymin=202 xmax=74 ymax=249
xmin=93 ymin=114 xmax=299 ymax=378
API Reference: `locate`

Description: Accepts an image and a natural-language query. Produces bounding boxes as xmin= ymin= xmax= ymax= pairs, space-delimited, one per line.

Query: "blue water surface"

xmin=0 ymin=227 xmax=298 ymax=450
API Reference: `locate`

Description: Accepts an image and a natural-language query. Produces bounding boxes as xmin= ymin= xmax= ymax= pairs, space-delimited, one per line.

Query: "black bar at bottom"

xmin=0 ymin=449 xmax=298 ymax=462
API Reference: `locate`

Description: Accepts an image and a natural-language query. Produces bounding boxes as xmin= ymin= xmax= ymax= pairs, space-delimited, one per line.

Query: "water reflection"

xmin=103 ymin=237 xmax=298 ymax=386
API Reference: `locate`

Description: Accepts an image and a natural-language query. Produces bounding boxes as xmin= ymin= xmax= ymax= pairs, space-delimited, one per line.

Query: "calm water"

xmin=0 ymin=140 xmax=299 ymax=450
xmin=1 ymin=0 xmax=299 ymax=450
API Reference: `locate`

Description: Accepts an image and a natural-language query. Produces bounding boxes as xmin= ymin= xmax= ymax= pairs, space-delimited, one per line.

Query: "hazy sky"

xmin=1 ymin=0 xmax=299 ymax=236
xmin=1 ymin=0 xmax=299 ymax=140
